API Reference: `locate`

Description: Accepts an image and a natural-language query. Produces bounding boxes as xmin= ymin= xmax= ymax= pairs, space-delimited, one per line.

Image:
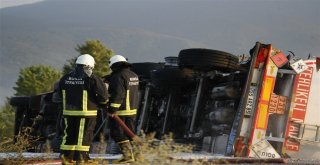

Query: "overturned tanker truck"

xmin=9 ymin=42 xmax=320 ymax=160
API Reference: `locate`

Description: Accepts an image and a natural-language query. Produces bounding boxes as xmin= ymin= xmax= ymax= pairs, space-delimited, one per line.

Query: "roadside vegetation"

xmin=0 ymin=101 xmax=15 ymax=142
xmin=0 ymin=127 xmax=40 ymax=164
xmin=133 ymin=132 xmax=202 ymax=165
xmin=0 ymin=130 xmax=200 ymax=164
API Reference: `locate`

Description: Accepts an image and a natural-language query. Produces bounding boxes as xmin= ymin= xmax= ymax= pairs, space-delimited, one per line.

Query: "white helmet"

xmin=109 ymin=55 xmax=127 ymax=67
xmin=76 ymin=54 xmax=95 ymax=68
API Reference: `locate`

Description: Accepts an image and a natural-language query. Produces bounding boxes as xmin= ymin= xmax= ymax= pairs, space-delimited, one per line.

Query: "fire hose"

xmin=93 ymin=113 xmax=142 ymax=145
xmin=111 ymin=114 xmax=143 ymax=145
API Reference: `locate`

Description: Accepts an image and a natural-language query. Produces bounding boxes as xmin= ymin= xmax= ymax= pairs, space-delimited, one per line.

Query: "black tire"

xmin=178 ymin=48 xmax=239 ymax=72
xmin=10 ymin=96 xmax=30 ymax=106
xmin=150 ymin=67 xmax=195 ymax=88
xmin=131 ymin=62 xmax=164 ymax=79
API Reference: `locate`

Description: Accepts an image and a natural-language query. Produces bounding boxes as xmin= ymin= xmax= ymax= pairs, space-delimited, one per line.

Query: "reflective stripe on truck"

xmin=247 ymin=46 xmax=280 ymax=158
xmin=225 ymin=42 xmax=263 ymax=156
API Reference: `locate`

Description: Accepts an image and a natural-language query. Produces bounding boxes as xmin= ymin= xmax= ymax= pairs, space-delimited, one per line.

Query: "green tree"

xmin=13 ymin=65 xmax=62 ymax=96
xmin=0 ymin=101 xmax=15 ymax=141
xmin=63 ymin=40 xmax=113 ymax=77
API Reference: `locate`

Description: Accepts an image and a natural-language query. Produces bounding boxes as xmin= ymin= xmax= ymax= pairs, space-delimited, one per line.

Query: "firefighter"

xmin=106 ymin=55 xmax=141 ymax=163
xmin=53 ymin=54 xmax=108 ymax=164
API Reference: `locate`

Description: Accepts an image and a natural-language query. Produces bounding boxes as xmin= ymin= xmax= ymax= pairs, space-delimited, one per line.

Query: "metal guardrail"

xmin=288 ymin=121 xmax=320 ymax=143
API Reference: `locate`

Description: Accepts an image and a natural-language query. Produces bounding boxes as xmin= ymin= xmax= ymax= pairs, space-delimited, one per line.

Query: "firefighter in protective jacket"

xmin=107 ymin=55 xmax=140 ymax=163
xmin=53 ymin=54 xmax=108 ymax=164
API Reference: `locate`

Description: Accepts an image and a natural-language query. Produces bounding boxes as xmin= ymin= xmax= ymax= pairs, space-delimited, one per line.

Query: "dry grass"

xmin=133 ymin=132 xmax=203 ymax=165
xmin=0 ymin=127 xmax=51 ymax=165
xmin=0 ymin=128 xmax=32 ymax=153
xmin=1 ymin=129 xmax=208 ymax=164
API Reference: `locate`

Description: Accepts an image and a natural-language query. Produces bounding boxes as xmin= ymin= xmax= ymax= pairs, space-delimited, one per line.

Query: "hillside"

xmin=0 ymin=25 xmax=205 ymax=103
xmin=0 ymin=13 xmax=206 ymax=105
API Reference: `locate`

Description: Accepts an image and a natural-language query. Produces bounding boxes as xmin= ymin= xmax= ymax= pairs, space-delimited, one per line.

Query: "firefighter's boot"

xmin=75 ymin=152 xmax=99 ymax=165
xmin=60 ymin=154 xmax=76 ymax=165
xmin=112 ymin=141 xmax=135 ymax=164
xmin=76 ymin=159 xmax=99 ymax=165
xmin=130 ymin=141 xmax=144 ymax=162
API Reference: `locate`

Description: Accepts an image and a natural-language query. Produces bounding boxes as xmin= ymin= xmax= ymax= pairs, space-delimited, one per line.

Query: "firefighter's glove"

xmin=34 ymin=114 xmax=43 ymax=121
xmin=106 ymin=105 xmax=118 ymax=114
xmin=32 ymin=114 xmax=43 ymax=127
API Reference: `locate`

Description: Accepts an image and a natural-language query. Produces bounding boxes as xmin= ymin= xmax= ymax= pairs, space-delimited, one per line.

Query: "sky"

xmin=0 ymin=0 xmax=44 ymax=9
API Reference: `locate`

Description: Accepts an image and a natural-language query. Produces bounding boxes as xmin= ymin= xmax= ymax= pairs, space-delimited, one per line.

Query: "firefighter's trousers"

xmin=60 ymin=116 xmax=96 ymax=161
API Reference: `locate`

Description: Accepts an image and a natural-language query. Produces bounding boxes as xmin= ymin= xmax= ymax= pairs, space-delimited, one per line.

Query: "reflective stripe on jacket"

xmin=109 ymin=68 xmax=139 ymax=116
xmin=59 ymin=69 xmax=108 ymax=117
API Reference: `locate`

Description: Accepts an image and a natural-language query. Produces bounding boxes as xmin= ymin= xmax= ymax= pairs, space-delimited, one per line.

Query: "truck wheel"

xmin=10 ymin=97 xmax=30 ymax=106
xmin=131 ymin=62 xmax=164 ymax=79
xmin=178 ymin=48 xmax=239 ymax=72
xmin=150 ymin=67 xmax=195 ymax=88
